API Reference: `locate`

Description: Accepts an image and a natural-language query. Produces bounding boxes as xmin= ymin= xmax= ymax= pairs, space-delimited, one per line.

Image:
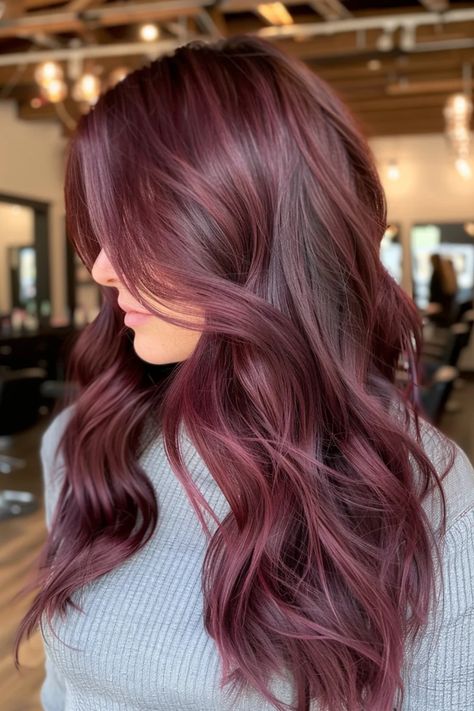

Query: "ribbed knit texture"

xmin=39 ymin=405 xmax=474 ymax=711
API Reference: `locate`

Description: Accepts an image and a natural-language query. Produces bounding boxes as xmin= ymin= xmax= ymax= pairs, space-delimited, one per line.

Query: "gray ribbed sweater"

xmin=39 ymin=404 xmax=474 ymax=711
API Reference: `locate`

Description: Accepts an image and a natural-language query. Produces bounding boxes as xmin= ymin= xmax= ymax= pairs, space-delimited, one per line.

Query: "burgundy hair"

xmin=13 ymin=35 xmax=455 ymax=711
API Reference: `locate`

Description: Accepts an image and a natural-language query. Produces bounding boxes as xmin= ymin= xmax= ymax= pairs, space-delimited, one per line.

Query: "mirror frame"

xmin=0 ymin=192 xmax=50 ymax=324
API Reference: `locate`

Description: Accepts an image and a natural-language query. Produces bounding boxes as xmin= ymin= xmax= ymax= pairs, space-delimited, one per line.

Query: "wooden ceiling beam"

xmin=386 ymin=78 xmax=473 ymax=95
xmin=347 ymin=96 xmax=451 ymax=113
xmin=356 ymin=116 xmax=446 ymax=133
xmin=330 ymin=74 xmax=470 ymax=95
xmin=219 ymin=0 xmax=318 ymax=11
xmin=2 ymin=1 xmax=27 ymax=18
xmin=363 ymin=124 xmax=445 ymax=137
xmin=307 ymin=1 xmax=352 ymax=21
xmin=24 ymin=0 xmax=70 ymax=7
xmin=275 ymin=21 xmax=474 ymax=64
xmin=272 ymin=30 xmax=383 ymax=62
xmin=417 ymin=0 xmax=449 ymax=11
xmin=6 ymin=4 xmax=473 ymax=43
xmin=324 ymin=76 xmax=459 ymax=96
xmin=357 ymin=109 xmax=446 ymax=125
xmin=65 ymin=0 xmax=106 ymax=11
xmin=0 ymin=2 xmax=206 ymax=39
xmin=312 ymin=47 xmax=474 ymax=77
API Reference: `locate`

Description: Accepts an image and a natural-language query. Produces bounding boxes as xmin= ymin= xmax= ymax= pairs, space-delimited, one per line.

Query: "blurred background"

xmin=0 ymin=2 xmax=473 ymax=709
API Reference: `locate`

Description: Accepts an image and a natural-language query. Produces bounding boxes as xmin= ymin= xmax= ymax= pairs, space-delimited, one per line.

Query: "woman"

xmin=428 ymin=253 xmax=458 ymax=327
xmin=14 ymin=36 xmax=474 ymax=711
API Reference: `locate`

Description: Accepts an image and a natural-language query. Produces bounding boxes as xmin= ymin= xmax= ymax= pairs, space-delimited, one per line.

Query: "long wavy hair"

xmin=14 ymin=35 xmax=455 ymax=711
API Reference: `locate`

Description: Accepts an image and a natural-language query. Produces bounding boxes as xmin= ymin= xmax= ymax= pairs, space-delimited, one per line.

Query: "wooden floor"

xmin=1 ymin=411 xmax=53 ymax=711
xmin=1 ymin=379 xmax=474 ymax=711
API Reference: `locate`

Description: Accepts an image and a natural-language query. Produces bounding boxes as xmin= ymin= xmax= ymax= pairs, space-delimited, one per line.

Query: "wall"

xmin=0 ymin=100 xmax=67 ymax=321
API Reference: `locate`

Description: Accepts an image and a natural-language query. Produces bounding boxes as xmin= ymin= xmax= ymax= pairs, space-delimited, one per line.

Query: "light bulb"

xmin=140 ymin=23 xmax=159 ymax=41
xmin=367 ymin=59 xmax=382 ymax=71
xmin=34 ymin=61 xmax=63 ymax=87
xmin=41 ymin=78 xmax=67 ymax=103
xmin=386 ymin=160 xmax=400 ymax=181
xmin=444 ymin=93 xmax=472 ymax=122
xmin=72 ymin=73 xmax=101 ymax=104
xmin=455 ymin=158 xmax=472 ymax=180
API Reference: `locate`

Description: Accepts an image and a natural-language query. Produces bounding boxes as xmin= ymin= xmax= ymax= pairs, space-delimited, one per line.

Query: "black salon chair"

xmin=0 ymin=367 xmax=47 ymax=520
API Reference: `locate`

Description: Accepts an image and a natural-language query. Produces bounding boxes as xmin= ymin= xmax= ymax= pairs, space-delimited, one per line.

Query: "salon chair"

xmin=0 ymin=368 xmax=47 ymax=520
xmin=0 ymin=369 xmax=79 ymax=520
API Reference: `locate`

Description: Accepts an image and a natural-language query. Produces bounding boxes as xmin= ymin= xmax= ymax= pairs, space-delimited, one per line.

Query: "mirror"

xmin=411 ymin=221 xmax=474 ymax=309
xmin=0 ymin=193 xmax=51 ymax=327
xmin=1 ymin=204 xmax=35 ymax=313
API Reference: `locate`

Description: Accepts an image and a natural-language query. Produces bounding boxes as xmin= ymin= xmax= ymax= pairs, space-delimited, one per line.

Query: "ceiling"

xmin=0 ymin=0 xmax=473 ymax=137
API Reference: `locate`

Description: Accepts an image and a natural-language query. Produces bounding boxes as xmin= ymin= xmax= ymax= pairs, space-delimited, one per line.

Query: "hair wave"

xmin=14 ymin=35 xmax=455 ymax=711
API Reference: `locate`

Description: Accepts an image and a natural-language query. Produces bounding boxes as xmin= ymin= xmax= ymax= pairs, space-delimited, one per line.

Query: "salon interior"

xmin=1 ymin=2 xmax=473 ymax=709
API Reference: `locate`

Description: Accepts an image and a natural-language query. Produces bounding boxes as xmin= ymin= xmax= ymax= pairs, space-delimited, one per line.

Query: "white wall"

xmin=371 ymin=133 xmax=473 ymax=224
xmin=0 ymin=100 xmax=67 ymax=321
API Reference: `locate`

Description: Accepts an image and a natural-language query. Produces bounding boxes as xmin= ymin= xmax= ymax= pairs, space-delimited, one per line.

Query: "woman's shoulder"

xmin=393 ymin=401 xmax=474 ymax=534
xmin=40 ymin=403 xmax=76 ymax=470
xmin=387 ymin=395 xmax=473 ymax=528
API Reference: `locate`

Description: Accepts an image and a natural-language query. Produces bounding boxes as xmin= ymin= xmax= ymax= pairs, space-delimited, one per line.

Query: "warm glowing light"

xmin=41 ymin=78 xmax=67 ymax=103
xmin=455 ymin=157 xmax=472 ymax=179
xmin=72 ymin=73 xmax=101 ymax=104
xmin=256 ymin=3 xmax=294 ymax=26
xmin=376 ymin=30 xmax=394 ymax=52
xmin=444 ymin=92 xmax=472 ymax=166
xmin=444 ymin=93 xmax=472 ymax=120
xmin=140 ymin=23 xmax=160 ymax=41
xmin=386 ymin=160 xmax=400 ymax=181
xmin=108 ymin=66 xmax=130 ymax=88
xmin=34 ymin=61 xmax=63 ymax=87
xmin=367 ymin=59 xmax=382 ymax=71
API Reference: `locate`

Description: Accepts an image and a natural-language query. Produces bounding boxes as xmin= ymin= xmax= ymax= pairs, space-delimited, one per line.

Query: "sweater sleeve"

xmin=39 ymin=407 xmax=74 ymax=711
xmin=40 ymin=652 xmax=67 ymax=711
xmin=396 ymin=506 xmax=474 ymax=710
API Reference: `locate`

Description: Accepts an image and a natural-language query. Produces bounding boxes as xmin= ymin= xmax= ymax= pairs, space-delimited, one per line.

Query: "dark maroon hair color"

xmin=13 ymin=35 xmax=455 ymax=711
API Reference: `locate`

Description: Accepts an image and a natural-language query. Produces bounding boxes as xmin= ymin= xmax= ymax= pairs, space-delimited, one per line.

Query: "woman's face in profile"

xmin=91 ymin=248 xmax=204 ymax=364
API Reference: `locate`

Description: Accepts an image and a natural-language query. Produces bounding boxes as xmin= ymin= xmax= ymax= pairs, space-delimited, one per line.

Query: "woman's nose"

xmin=91 ymin=248 xmax=119 ymax=287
